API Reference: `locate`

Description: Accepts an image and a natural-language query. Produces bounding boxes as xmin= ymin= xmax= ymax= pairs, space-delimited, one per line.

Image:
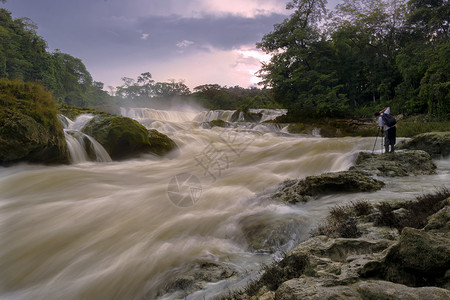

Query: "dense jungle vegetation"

xmin=0 ymin=0 xmax=448 ymax=120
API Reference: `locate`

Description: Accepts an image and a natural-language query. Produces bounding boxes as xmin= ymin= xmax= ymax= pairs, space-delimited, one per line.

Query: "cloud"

xmin=176 ymin=40 xmax=194 ymax=48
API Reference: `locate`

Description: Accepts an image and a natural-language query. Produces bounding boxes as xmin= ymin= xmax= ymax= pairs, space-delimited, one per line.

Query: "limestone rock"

xmin=148 ymin=129 xmax=178 ymax=156
xmin=82 ymin=115 xmax=177 ymax=159
xmin=351 ymin=150 xmax=436 ymax=177
xmin=383 ymin=227 xmax=450 ymax=286
xmin=0 ymin=80 xmax=68 ymax=165
xmin=238 ymin=212 xmax=307 ymax=253
xmin=398 ymin=132 xmax=450 ymax=157
xmin=275 ymin=279 xmax=450 ymax=300
xmin=272 ymin=171 xmax=385 ymax=204
xmin=155 ymin=261 xmax=236 ymax=299
xmin=208 ymin=119 xmax=229 ymax=128
xmin=424 ymin=199 xmax=450 ymax=231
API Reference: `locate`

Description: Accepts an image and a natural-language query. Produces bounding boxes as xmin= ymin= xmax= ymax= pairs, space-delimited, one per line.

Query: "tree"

xmin=407 ymin=0 xmax=450 ymax=42
xmin=257 ymin=0 xmax=350 ymax=117
xmin=0 ymin=8 xmax=113 ymax=107
xmin=151 ymin=79 xmax=190 ymax=97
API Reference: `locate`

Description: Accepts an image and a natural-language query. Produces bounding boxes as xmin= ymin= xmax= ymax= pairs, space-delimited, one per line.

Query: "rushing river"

xmin=1 ymin=108 xmax=449 ymax=300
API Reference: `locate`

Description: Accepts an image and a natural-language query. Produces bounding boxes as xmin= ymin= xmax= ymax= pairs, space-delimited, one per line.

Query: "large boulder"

xmin=398 ymin=132 xmax=450 ymax=158
xmin=0 ymin=80 xmax=68 ymax=165
xmin=351 ymin=150 xmax=436 ymax=177
xmin=148 ymin=129 xmax=178 ymax=156
xmin=272 ymin=171 xmax=385 ymax=204
xmin=382 ymin=227 xmax=450 ymax=287
xmin=82 ymin=115 xmax=177 ymax=160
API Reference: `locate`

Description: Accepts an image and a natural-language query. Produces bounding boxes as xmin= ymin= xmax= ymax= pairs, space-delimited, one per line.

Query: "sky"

xmin=2 ymin=0 xmax=341 ymax=91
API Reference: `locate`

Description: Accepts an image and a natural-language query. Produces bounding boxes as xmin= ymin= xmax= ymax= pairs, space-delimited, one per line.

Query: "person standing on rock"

xmin=375 ymin=107 xmax=396 ymax=153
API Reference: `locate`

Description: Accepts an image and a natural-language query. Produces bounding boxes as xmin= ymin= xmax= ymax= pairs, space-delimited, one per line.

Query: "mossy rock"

xmin=383 ymin=227 xmax=450 ymax=287
xmin=351 ymin=150 xmax=436 ymax=177
xmin=0 ymin=79 xmax=68 ymax=165
xmin=82 ymin=115 xmax=177 ymax=159
xmin=148 ymin=129 xmax=178 ymax=156
xmin=398 ymin=132 xmax=450 ymax=158
xmin=272 ymin=171 xmax=385 ymax=204
xmin=208 ymin=119 xmax=229 ymax=128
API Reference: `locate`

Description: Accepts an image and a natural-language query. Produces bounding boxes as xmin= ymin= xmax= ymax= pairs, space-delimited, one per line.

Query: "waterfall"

xmin=59 ymin=114 xmax=112 ymax=163
xmin=120 ymin=107 xmax=198 ymax=122
xmin=192 ymin=110 xmax=237 ymax=122
xmin=249 ymin=109 xmax=287 ymax=122
xmin=119 ymin=107 xmax=286 ymax=124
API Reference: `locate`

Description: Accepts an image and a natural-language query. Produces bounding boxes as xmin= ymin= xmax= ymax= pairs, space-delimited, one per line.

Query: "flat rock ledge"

xmin=271 ymin=149 xmax=437 ymax=204
xmin=272 ymin=171 xmax=385 ymax=204
xmin=351 ymin=150 xmax=437 ymax=177
xmin=398 ymin=132 xmax=450 ymax=158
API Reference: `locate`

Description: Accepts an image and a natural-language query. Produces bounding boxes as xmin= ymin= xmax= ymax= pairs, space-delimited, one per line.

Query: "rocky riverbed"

xmin=216 ymin=132 xmax=450 ymax=300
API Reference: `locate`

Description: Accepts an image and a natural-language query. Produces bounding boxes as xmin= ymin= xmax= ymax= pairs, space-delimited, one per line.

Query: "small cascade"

xmin=120 ymin=107 xmax=197 ymax=122
xmin=249 ymin=109 xmax=287 ymax=122
xmin=192 ymin=110 xmax=236 ymax=122
xmin=59 ymin=114 xmax=112 ymax=163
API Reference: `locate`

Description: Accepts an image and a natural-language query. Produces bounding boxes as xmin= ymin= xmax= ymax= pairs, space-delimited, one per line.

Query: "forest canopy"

xmin=257 ymin=0 xmax=449 ymax=119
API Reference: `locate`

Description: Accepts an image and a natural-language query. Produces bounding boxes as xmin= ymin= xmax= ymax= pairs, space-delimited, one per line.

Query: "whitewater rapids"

xmin=0 ymin=108 xmax=449 ymax=300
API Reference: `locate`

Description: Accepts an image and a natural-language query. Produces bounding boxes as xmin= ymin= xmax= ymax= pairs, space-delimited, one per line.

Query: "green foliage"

xmin=0 ymin=8 xmax=114 ymax=108
xmin=0 ymin=78 xmax=58 ymax=128
xmin=257 ymin=0 xmax=449 ymax=120
xmin=192 ymin=84 xmax=280 ymax=110
xmin=115 ymin=73 xmax=190 ymax=100
xmin=0 ymin=78 xmax=68 ymax=164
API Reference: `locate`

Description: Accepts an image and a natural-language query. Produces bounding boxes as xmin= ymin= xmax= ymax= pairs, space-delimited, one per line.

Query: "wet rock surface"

xmin=82 ymin=115 xmax=177 ymax=160
xmin=238 ymin=212 xmax=307 ymax=253
xmin=351 ymin=150 xmax=437 ymax=177
xmin=398 ymin=132 xmax=450 ymax=158
xmin=272 ymin=171 xmax=385 ymax=204
xmin=155 ymin=261 xmax=237 ymax=299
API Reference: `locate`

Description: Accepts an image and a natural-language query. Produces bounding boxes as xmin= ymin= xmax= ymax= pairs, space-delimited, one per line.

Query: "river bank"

xmin=273 ymin=115 xmax=450 ymax=138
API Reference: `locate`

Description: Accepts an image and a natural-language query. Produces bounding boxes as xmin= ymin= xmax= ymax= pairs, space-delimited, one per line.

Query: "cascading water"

xmin=60 ymin=114 xmax=112 ymax=163
xmin=0 ymin=107 xmax=449 ymax=300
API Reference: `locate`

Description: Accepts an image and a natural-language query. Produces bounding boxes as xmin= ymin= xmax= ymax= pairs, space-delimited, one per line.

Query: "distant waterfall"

xmin=59 ymin=114 xmax=112 ymax=163
xmin=119 ymin=107 xmax=286 ymax=123
xmin=120 ymin=107 xmax=198 ymax=122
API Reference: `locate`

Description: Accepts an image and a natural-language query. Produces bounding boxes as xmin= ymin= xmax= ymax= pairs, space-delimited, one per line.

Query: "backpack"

xmin=381 ymin=113 xmax=396 ymax=127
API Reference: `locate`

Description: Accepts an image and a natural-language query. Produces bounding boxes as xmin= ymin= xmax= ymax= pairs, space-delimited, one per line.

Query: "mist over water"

xmin=1 ymin=107 xmax=449 ymax=299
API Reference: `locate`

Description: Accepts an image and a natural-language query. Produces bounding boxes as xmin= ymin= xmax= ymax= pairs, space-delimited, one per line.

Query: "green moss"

xmin=81 ymin=115 xmax=177 ymax=159
xmin=148 ymin=129 xmax=178 ymax=156
xmin=0 ymin=79 xmax=68 ymax=164
xmin=82 ymin=115 xmax=151 ymax=160
xmin=209 ymin=119 xmax=228 ymax=127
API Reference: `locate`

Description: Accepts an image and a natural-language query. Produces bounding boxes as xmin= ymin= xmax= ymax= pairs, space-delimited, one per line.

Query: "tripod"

xmin=372 ymin=127 xmax=380 ymax=154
